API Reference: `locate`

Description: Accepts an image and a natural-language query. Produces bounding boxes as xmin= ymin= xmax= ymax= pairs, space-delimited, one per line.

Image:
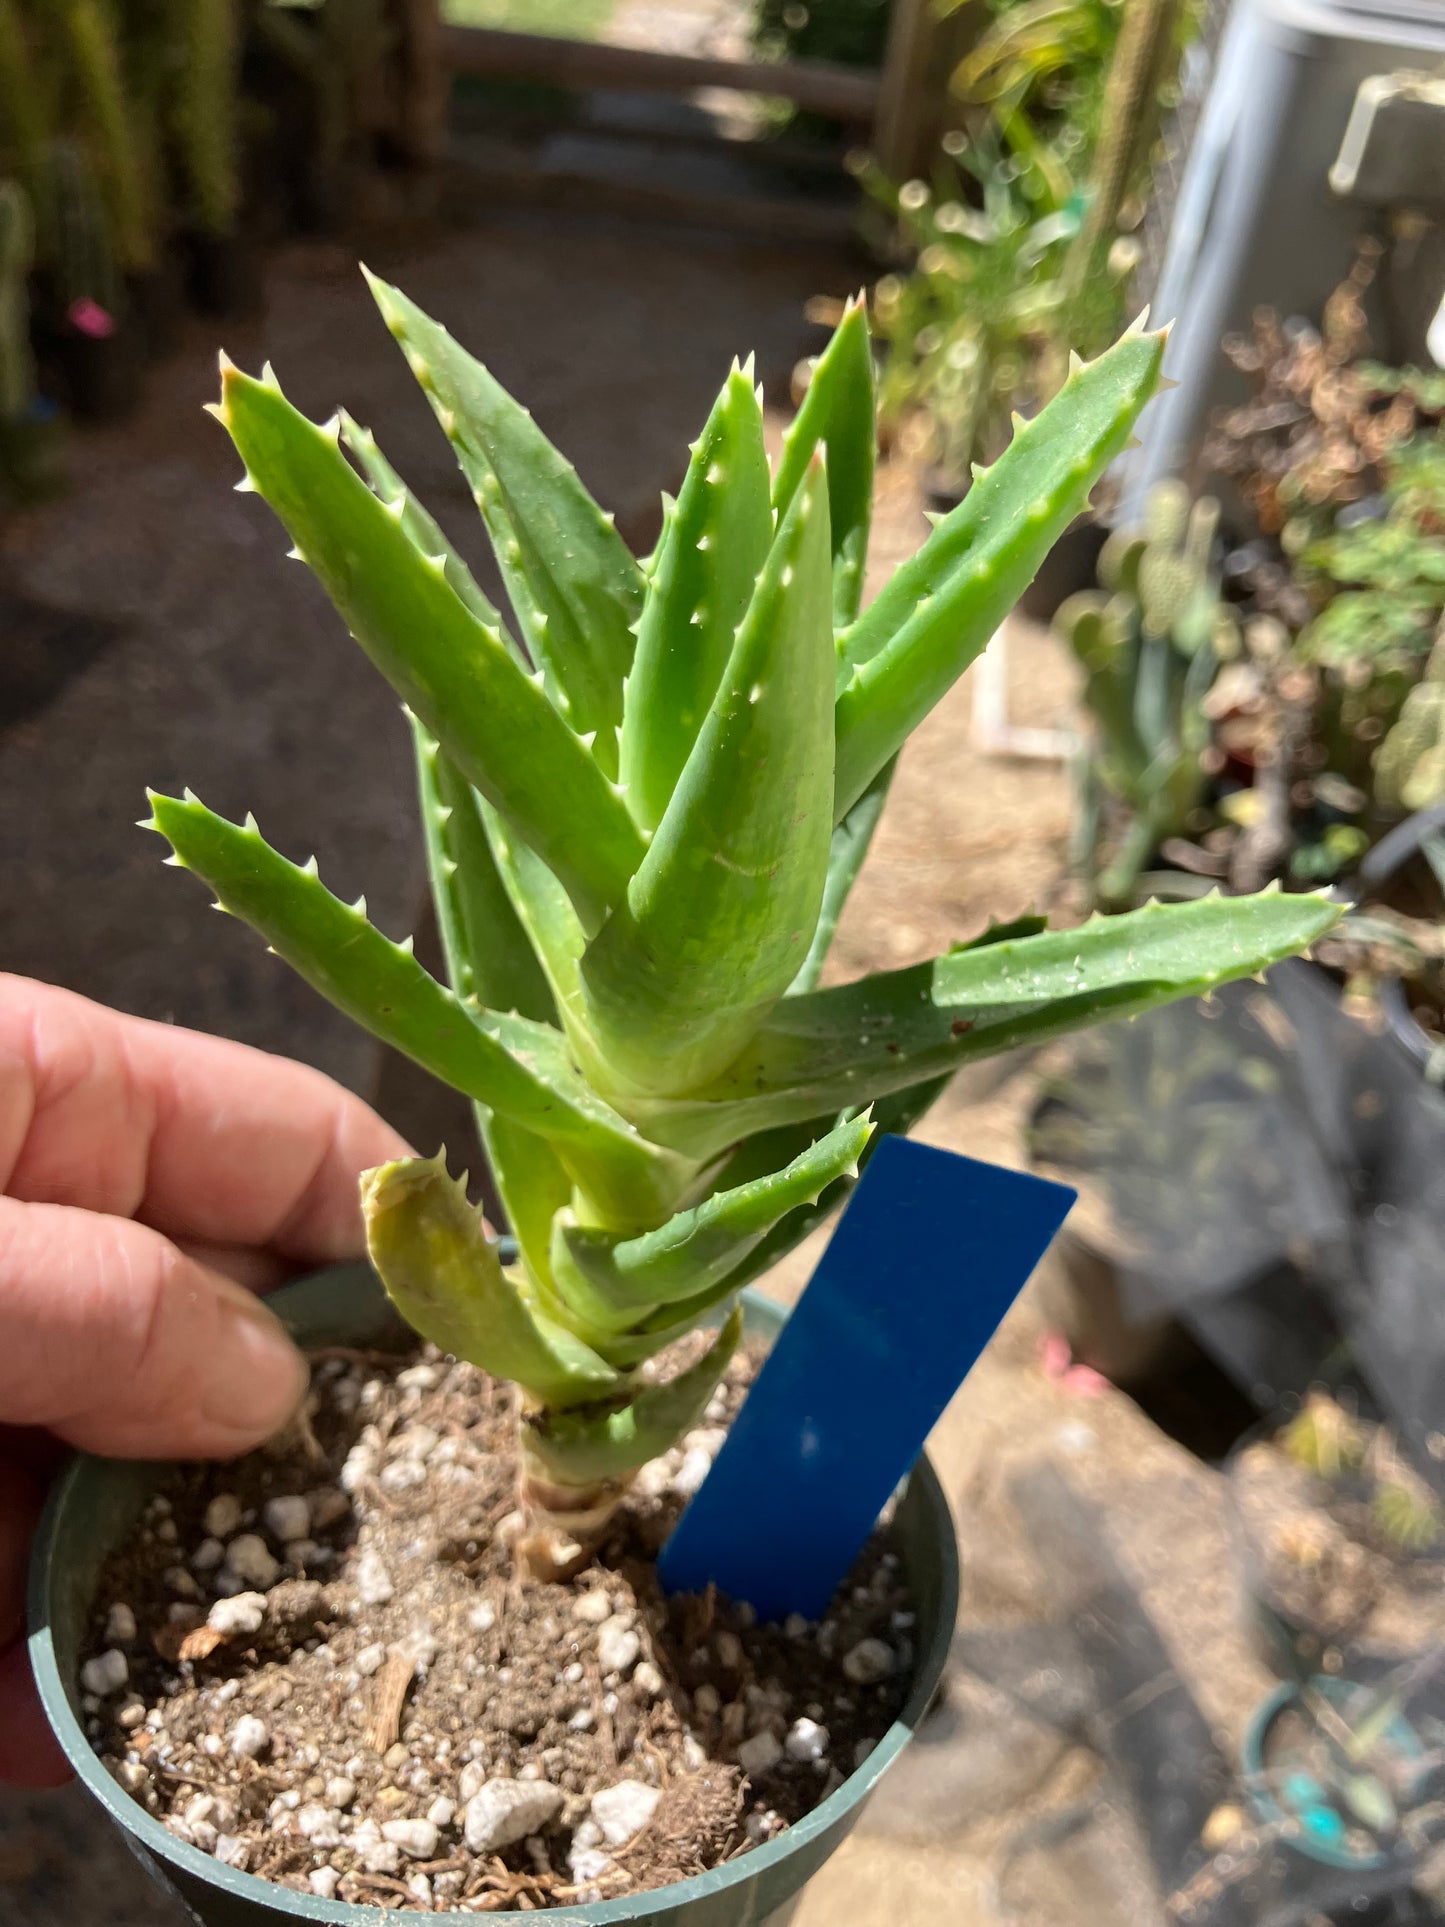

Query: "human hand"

xmin=0 ymin=975 xmax=408 ymax=1786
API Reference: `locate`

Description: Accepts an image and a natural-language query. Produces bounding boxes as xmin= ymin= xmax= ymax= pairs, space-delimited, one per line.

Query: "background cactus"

xmin=1056 ymin=479 xmax=1239 ymax=907
xmin=1376 ymin=634 xmax=1445 ymax=813
xmin=60 ymin=0 xmax=158 ymax=274
xmin=146 ymin=284 xmax=1339 ymax=1577
xmin=171 ymin=0 xmax=240 ymax=239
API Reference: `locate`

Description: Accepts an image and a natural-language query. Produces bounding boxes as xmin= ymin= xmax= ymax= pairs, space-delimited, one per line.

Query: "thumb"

xmin=0 ymin=1196 xmax=309 ymax=1458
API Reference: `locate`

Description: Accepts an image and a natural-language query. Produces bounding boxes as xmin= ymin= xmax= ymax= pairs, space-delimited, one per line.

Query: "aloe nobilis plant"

xmin=145 ymin=278 xmax=1341 ymax=1578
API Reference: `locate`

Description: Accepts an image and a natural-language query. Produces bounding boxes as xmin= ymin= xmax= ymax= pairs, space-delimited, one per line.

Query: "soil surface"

xmin=80 ymin=1341 xmax=911 ymax=1912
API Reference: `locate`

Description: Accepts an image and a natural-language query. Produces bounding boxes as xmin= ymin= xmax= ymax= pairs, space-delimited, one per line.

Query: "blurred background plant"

xmin=857 ymin=0 xmax=1203 ymax=492
xmin=1055 ymin=479 xmax=1239 ymax=906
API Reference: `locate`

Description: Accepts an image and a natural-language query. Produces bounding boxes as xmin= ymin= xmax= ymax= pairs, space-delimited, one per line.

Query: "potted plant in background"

xmin=1055 ymin=477 xmax=1240 ymax=908
xmin=30 ymin=280 xmax=1340 ymax=1923
xmin=1229 ymin=1391 xmax=1445 ymax=1683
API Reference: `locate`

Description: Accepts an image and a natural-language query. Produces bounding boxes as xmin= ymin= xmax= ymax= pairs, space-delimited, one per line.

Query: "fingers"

xmin=0 ymin=1196 xmax=309 ymax=1458
xmin=0 ymin=1457 xmax=68 ymax=1789
xmin=0 ymin=975 xmax=410 ymax=1266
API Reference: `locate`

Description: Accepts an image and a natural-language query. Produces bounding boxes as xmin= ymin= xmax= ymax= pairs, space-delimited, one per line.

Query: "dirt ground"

xmin=3 ymin=207 xmax=1282 ymax=1927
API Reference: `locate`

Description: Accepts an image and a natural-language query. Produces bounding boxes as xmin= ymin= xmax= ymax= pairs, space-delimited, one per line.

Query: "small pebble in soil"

xmin=592 ymin=1780 xmax=661 ymax=1846
xmin=80 ymin=1650 xmax=128 ymax=1697
xmin=842 ymin=1638 xmax=895 ymax=1685
xmin=207 ymin=1592 xmax=267 ymax=1638
xmin=203 ymin=1495 xmax=243 ymax=1540
xmin=382 ymin=1817 xmax=439 ymax=1859
xmin=633 ymin=1661 xmax=665 ymax=1698
xmin=463 ymin=1778 xmax=564 ymax=1853
xmin=225 ymin=1534 xmax=280 ymax=1590
xmin=596 ymin=1618 xmax=641 ymax=1675
xmin=469 ymin=1600 xmax=497 ymax=1633
xmin=262 ymin=1496 xmax=312 ymax=1544
xmin=672 ymin=1448 xmax=713 ymax=1497
xmin=786 ymin=1718 xmax=830 ymax=1763
xmin=355 ymin=1550 xmax=394 ymax=1605
xmin=308 ymin=1869 xmax=340 ymax=1899
xmin=573 ymin=1591 xmax=611 ymax=1623
xmin=230 ymin=1715 xmax=269 ymax=1760
xmin=191 ymin=1538 xmax=225 ymax=1573
xmin=736 ymin=1731 xmax=784 ymax=1774
xmin=103 ymin=1603 xmax=137 ymax=1646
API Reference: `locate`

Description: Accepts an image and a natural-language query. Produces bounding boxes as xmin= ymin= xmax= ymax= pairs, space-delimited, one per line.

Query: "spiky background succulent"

xmin=145 ymin=276 xmax=1339 ymax=1575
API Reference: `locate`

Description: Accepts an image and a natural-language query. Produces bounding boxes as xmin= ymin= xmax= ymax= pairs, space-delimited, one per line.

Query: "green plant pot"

xmin=29 ymin=1263 xmax=959 ymax=1927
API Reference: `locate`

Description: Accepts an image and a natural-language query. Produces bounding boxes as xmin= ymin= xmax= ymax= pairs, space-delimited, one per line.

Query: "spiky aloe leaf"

xmin=361 ymin=1156 xmax=622 ymax=1409
xmin=580 ymin=456 xmax=836 ymax=1098
xmin=629 ymin=890 xmax=1343 ymax=1157
xmin=411 ymin=715 xmax=555 ymax=1024
xmin=832 ymin=327 xmax=1166 ymax=817
xmin=364 ymin=270 xmax=643 ymax=778
xmin=521 ymin=1303 xmax=743 ymax=1487
xmin=339 ymin=409 xmax=513 ymax=644
xmin=144 ymin=792 xmax=689 ymax=1221
xmin=550 ymin=1110 xmax=874 ymax=1332
xmin=215 ymin=362 xmax=644 ymax=935
xmin=789 ymin=754 xmax=896 ymax=995
xmin=775 ymin=295 xmax=875 ymax=626
xmin=619 ymin=361 xmax=772 ymax=833
xmin=482 ymin=1113 xmax=574 ymax=1297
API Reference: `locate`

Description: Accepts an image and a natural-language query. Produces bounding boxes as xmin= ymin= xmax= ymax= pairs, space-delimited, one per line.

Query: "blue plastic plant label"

xmin=657 ymin=1135 xmax=1076 ymax=1620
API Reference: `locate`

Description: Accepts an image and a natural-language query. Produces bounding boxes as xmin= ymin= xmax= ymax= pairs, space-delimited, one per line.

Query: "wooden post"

xmin=395 ymin=0 xmax=448 ymax=166
xmin=873 ymin=0 xmax=984 ymax=181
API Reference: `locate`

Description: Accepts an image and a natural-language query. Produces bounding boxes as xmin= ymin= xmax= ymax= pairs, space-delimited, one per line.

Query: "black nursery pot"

xmin=186 ymin=230 xmax=267 ymax=322
xmin=30 ymin=1265 xmax=959 ymax=1927
xmin=52 ymin=314 xmax=147 ymax=423
xmin=1355 ymin=799 xmax=1445 ymax=1075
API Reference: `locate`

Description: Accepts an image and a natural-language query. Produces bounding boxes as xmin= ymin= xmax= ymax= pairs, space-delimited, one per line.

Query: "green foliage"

xmin=1376 ymin=637 xmax=1445 ymax=813
xmin=862 ymin=130 xmax=1075 ymax=481
xmin=149 ymin=282 xmax=1342 ymax=1543
xmin=172 ymin=0 xmax=241 ymax=239
xmin=1057 ymin=481 xmax=1238 ymax=905
xmin=868 ymin=0 xmax=1200 ymax=473
xmin=61 ymin=0 xmax=157 ymax=272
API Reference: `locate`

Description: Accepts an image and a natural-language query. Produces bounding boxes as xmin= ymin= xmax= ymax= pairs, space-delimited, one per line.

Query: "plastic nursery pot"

xmin=1242 ymin=1676 xmax=1429 ymax=1871
xmin=186 ymin=231 xmax=267 ymax=322
xmin=30 ymin=1264 xmax=959 ymax=1927
xmin=1354 ymin=799 xmax=1445 ymax=1077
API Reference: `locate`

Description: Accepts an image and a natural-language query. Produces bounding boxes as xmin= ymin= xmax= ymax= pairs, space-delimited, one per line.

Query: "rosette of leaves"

xmin=145 ymin=275 xmax=1340 ymax=1574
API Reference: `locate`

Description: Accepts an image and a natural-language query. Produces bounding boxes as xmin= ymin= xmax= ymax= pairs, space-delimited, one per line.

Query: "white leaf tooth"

xmin=398 ymin=934 xmax=415 ymax=955
xmin=301 ymin=855 xmax=320 ymax=877
xmin=286 ymin=545 xmax=306 ymax=563
xmin=1067 ymin=348 xmax=1085 ymax=376
xmin=1123 ymin=305 xmax=1152 ymax=336
xmin=351 ymin=895 xmax=367 ymax=917
xmin=233 ymin=473 xmax=257 ymax=493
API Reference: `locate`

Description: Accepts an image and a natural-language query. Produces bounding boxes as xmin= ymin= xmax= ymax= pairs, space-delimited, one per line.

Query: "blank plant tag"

xmin=657 ymin=1135 xmax=1076 ymax=1620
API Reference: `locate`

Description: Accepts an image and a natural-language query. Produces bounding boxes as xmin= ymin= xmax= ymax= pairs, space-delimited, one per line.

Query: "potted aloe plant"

xmin=31 ymin=278 xmax=1340 ymax=1926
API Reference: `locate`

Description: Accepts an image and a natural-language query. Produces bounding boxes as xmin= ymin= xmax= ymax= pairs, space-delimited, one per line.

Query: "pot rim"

xmin=29 ymin=1265 xmax=960 ymax=1925
xmin=1241 ymin=1674 xmax=1426 ymax=1870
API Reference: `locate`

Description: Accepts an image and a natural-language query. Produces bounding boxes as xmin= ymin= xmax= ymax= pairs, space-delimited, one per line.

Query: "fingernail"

xmin=202 ymin=1283 xmax=310 ymax=1447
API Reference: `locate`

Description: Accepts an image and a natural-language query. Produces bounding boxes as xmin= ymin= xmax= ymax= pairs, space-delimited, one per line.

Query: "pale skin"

xmin=0 ymin=975 xmax=408 ymax=1786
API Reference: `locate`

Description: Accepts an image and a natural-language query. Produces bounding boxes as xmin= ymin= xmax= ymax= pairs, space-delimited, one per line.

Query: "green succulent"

xmin=1056 ymin=480 xmax=1238 ymax=907
xmin=144 ymin=279 xmax=1340 ymax=1573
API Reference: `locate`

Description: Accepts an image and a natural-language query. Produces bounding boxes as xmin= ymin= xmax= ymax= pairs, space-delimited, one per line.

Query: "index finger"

xmin=0 ymin=975 xmax=411 ymax=1263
